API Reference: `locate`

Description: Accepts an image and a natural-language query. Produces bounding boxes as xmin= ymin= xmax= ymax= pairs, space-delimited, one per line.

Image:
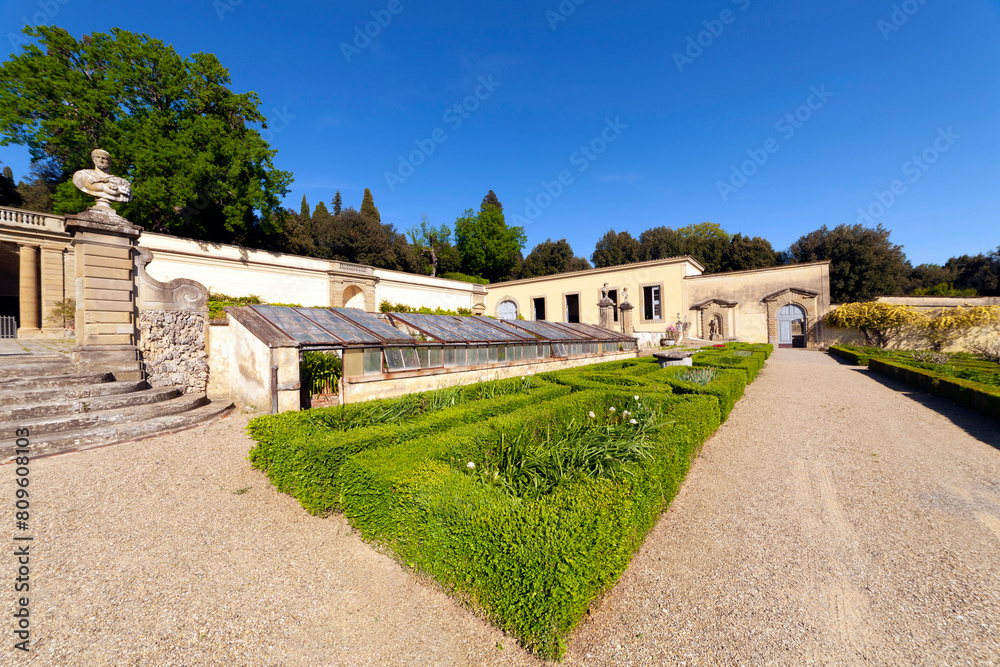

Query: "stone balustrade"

xmin=0 ymin=205 xmax=66 ymax=233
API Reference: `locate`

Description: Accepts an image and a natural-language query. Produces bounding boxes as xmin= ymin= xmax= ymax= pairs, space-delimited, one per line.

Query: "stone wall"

xmin=138 ymin=310 xmax=208 ymax=393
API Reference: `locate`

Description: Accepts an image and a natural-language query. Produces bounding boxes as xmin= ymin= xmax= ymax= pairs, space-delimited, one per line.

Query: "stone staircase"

xmin=0 ymin=353 xmax=233 ymax=460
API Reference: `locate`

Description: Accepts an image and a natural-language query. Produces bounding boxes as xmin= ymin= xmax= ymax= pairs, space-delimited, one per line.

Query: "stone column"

xmin=39 ymin=245 xmax=66 ymax=334
xmin=17 ymin=244 xmax=40 ymax=337
xmin=66 ymin=209 xmax=143 ymax=381
xmin=620 ymin=301 xmax=634 ymax=336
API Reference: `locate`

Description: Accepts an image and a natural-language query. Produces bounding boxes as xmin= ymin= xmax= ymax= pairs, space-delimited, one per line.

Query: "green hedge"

xmin=723 ymin=342 xmax=774 ymax=359
xmin=339 ymin=389 xmax=721 ymax=659
xmin=691 ymin=350 xmax=762 ymax=382
xmin=649 ymin=366 xmax=747 ymax=421
xmin=828 ymin=345 xmax=870 ymax=366
xmin=248 ymin=377 xmax=571 ymax=515
xmin=869 ymin=359 xmax=1000 ymax=421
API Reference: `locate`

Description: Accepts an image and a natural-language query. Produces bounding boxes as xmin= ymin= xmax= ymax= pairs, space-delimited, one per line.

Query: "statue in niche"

xmin=73 ymin=149 xmax=132 ymax=211
xmin=708 ymin=317 xmax=718 ymax=340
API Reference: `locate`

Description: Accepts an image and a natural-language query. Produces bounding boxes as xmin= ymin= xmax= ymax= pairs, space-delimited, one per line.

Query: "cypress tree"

xmin=299 ymin=195 xmax=310 ymax=231
xmin=360 ymin=188 xmax=381 ymax=223
xmin=481 ymin=189 xmax=503 ymax=213
xmin=332 ymin=190 xmax=343 ymax=216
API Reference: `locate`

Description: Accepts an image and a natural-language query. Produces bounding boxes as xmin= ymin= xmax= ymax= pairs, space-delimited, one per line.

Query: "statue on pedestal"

xmin=72 ymin=149 xmax=132 ymax=212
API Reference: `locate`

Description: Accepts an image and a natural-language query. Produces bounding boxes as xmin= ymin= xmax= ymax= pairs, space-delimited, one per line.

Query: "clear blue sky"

xmin=2 ymin=0 xmax=998 ymax=266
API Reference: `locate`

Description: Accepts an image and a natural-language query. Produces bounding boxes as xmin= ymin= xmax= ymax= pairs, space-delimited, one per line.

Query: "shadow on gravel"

xmin=859 ymin=369 xmax=1000 ymax=451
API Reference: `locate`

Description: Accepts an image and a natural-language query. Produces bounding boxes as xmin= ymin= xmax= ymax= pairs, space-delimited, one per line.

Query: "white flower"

xmin=467 ymin=462 xmax=475 ymax=469
xmin=629 ymin=419 xmax=637 ymax=425
xmin=609 ymin=407 xmax=616 ymax=413
xmin=622 ymin=410 xmax=631 ymax=418
xmin=588 ymin=411 xmax=596 ymax=419
xmin=634 ymin=395 xmax=639 ymax=401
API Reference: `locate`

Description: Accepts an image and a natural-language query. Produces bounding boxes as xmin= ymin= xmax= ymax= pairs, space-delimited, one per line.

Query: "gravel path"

xmin=567 ymin=349 xmax=1000 ymax=665
xmin=4 ymin=349 xmax=999 ymax=665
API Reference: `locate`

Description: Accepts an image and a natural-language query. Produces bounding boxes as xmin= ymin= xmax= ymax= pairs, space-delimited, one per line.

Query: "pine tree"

xmin=332 ymin=190 xmax=343 ymax=216
xmin=360 ymin=188 xmax=380 ymax=223
xmin=298 ymin=195 xmax=310 ymax=231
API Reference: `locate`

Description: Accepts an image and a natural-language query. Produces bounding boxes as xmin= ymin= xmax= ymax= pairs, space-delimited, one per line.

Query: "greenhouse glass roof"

xmin=388 ymin=313 xmax=536 ymax=344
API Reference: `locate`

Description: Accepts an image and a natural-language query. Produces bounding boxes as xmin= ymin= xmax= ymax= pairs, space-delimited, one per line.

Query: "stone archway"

xmin=494 ymin=296 xmax=519 ymax=320
xmin=343 ymin=285 xmax=366 ymax=309
xmin=763 ymin=288 xmax=820 ymax=347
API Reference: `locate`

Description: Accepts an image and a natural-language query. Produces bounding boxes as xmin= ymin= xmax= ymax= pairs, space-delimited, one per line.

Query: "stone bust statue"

xmin=72 ymin=149 xmax=132 ymax=211
xmin=601 ymin=283 xmax=609 ymax=300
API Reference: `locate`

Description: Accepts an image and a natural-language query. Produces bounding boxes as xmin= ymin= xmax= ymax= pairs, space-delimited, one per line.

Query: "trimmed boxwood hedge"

xmin=247 ymin=350 xmax=770 ymax=659
xmin=724 ymin=342 xmax=775 ymax=359
xmin=828 ymin=345 xmax=870 ymax=366
xmin=339 ymin=389 xmax=722 ymax=659
xmin=691 ymin=350 xmax=762 ymax=383
xmin=869 ymin=359 xmax=1000 ymax=421
xmin=649 ymin=366 xmax=747 ymax=421
xmin=248 ymin=377 xmax=572 ymax=515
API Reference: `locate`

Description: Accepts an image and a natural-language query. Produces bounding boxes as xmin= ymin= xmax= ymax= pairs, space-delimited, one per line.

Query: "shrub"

xmin=828 ymin=345 xmax=870 ymax=366
xmin=692 ymin=350 xmax=762 ymax=383
xmin=825 ymin=302 xmax=924 ymax=348
xmin=301 ymin=351 xmax=342 ymax=395
xmin=652 ymin=366 xmax=746 ymax=421
xmin=869 ymin=359 xmax=1000 ymax=421
xmin=677 ymin=367 xmax=718 ymax=386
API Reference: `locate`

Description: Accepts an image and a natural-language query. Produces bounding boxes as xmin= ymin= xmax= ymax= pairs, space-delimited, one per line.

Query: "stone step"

xmin=0 ymin=400 xmax=235 ymax=460
xmin=0 ymin=361 xmax=74 ymax=378
xmin=0 ymin=386 xmax=182 ymax=422
xmin=0 ymin=380 xmax=147 ymax=407
xmin=0 ymin=393 xmax=210 ymax=439
xmin=1 ymin=372 xmax=115 ymax=391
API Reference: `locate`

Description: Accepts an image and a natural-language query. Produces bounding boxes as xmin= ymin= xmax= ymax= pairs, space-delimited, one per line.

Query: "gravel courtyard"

xmin=4 ymin=349 xmax=999 ymax=665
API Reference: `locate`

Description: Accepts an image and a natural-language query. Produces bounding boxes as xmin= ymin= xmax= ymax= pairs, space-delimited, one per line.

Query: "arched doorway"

xmin=497 ymin=300 xmax=518 ymax=320
xmin=777 ymin=303 xmax=807 ymax=348
xmin=343 ymin=285 xmax=366 ymax=310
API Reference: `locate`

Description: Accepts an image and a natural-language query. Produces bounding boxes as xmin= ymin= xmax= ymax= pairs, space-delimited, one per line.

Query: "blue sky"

xmin=2 ymin=0 xmax=998 ymax=266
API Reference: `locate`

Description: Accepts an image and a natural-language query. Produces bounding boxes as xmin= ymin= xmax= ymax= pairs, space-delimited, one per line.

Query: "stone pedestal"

xmin=66 ymin=209 xmax=143 ymax=381
xmin=598 ymin=296 xmax=615 ymax=330
xmin=17 ymin=243 xmax=40 ymax=337
xmin=620 ymin=301 xmax=634 ymax=336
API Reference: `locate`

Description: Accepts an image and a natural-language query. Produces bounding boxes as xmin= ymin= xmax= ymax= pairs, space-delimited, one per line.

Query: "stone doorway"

xmin=777 ymin=303 xmax=807 ymax=348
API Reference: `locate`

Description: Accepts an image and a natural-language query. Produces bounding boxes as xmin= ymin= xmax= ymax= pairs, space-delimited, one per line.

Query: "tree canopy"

xmin=0 ymin=26 xmax=291 ymax=242
xmin=592 ymin=229 xmax=641 ymax=268
xmin=453 ymin=192 xmax=525 ymax=282
xmin=785 ymin=224 xmax=909 ymax=302
xmin=520 ymin=239 xmax=591 ymax=278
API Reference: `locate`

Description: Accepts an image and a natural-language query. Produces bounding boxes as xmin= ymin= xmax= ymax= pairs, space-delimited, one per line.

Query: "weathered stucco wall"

xmin=206 ymin=321 xmax=230 ymax=398
xmin=490 ymin=258 xmax=702 ymax=332
xmin=137 ymin=310 xmax=208 ymax=393
xmin=228 ymin=314 xmax=275 ymax=411
xmin=685 ymin=262 xmax=832 ymax=345
xmin=374 ymin=268 xmax=487 ymax=313
xmin=139 ymin=233 xmax=331 ymax=306
xmin=343 ymin=351 xmax=638 ymax=404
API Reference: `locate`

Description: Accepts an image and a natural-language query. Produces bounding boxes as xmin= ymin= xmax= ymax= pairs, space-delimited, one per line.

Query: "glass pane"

xmin=384 ymin=348 xmax=404 ymax=371
xmin=444 ymin=347 xmax=456 ymax=367
xmin=488 ymin=346 xmax=498 ymax=363
xmin=497 ymin=345 xmax=507 ymax=362
xmin=416 ymin=346 xmax=430 ymax=368
xmin=454 ymin=347 xmax=466 ymax=367
xmin=402 ymin=347 xmax=420 ymax=370
xmin=363 ymin=349 xmax=381 ymax=375
xmin=428 ymin=347 xmax=442 ymax=368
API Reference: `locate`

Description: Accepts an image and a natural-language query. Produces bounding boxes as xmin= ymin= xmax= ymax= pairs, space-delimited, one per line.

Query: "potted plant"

xmin=661 ymin=325 xmax=680 ymax=347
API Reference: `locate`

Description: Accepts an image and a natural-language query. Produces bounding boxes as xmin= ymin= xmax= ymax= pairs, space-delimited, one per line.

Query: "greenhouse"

xmin=224 ymin=305 xmax=639 ymax=410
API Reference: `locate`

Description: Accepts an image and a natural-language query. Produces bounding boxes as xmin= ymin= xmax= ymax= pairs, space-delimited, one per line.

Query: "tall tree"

xmin=592 ymin=229 xmax=641 ymax=268
xmin=0 ymin=26 xmax=292 ymax=241
xmin=784 ymin=224 xmax=910 ymax=302
xmin=720 ymin=234 xmax=779 ymax=272
xmin=298 ymin=195 xmax=311 ymax=228
xmin=454 ymin=196 xmax=526 ymax=282
xmin=14 ymin=160 xmax=61 ymax=213
xmin=407 ymin=214 xmax=452 ymax=277
xmin=331 ymin=190 xmax=343 ymax=216
xmin=360 ymin=188 xmax=380 ymax=223
xmin=0 ymin=164 xmax=21 ymax=207
xmin=946 ymin=250 xmax=1000 ymax=296
xmin=640 ymin=226 xmax=687 ymax=262
xmin=481 ymin=189 xmax=503 ymax=213
xmin=521 ymin=239 xmax=591 ymax=278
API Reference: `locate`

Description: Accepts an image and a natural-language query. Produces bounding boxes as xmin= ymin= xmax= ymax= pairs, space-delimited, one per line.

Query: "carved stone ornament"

xmin=72 ymin=149 xmax=133 ymax=211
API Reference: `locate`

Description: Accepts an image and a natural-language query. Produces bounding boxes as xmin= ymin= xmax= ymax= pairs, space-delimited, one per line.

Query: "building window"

xmin=533 ymin=297 xmax=546 ymax=321
xmin=497 ymin=300 xmax=517 ymax=320
xmin=643 ymin=285 xmax=661 ymax=321
xmin=565 ymin=294 xmax=580 ymax=323
xmin=608 ymin=289 xmax=619 ymax=322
